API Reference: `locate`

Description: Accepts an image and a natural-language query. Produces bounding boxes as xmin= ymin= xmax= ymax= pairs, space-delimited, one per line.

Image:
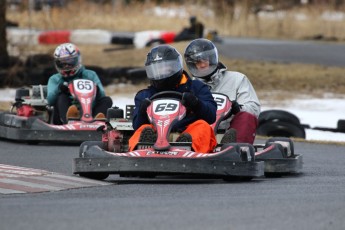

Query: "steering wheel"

xmin=149 ymin=91 xmax=183 ymax=101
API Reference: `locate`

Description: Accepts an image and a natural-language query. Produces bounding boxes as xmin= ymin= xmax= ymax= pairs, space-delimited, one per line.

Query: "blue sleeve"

xmin=47 ymin=74 xmax=63 ymax=106
xmin=132 ymin=89 xmax=153 ymax=130
xmin=192 ymin=80 xmax=217 ymax=124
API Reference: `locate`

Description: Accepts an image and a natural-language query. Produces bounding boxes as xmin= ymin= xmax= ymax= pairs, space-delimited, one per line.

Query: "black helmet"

xmin=145 ymin=45 xmax=183 ymax=90
xmin=184 ymin=38 xmax=218 ymax=78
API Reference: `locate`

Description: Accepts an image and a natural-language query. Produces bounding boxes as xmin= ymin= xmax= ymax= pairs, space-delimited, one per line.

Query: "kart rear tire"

xmin=78 ymin=172 xmax=109 ymax=180
xmin=259 ymin=110 xmax=301 ymax=126
xmin=257 ymin=121 xmax=306 ymax=139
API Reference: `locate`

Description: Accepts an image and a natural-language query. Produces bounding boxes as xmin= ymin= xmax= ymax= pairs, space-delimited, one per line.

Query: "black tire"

xmin=259 ymin=110 xmax=301 ymax=126
xmin=126 ymin=68 xmax=148 ymax=85
xmin=110 ymin=36 xmax=134 ymax=45
xmin=257 ymin=121 xmax=306 ymax=139
xmin=78 ymin=172 xmax=109 ymax=180
xmin=223 ymin=176 xmax=253 ymax=182
xmin=85 ymin=65 xmax=108 ymax=85
xmin=25 ymin=54 xmax=54 ymax=69
xmin=337 ymin=119 xmax=345 ymax=132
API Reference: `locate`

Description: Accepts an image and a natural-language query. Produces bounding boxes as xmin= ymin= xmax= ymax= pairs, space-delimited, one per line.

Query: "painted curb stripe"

xmin=0 ymin=165 xmax=111 ymax=194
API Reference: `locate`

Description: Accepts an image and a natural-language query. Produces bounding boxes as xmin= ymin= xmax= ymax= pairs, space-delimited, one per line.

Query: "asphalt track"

xmin=218 ymin=37 xmax=345 ymax=67
xmin=1 ymin=38 xmax=345 ymax=230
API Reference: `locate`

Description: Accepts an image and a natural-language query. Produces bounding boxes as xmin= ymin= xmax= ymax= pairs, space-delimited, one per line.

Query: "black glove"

xmin=59 ymin=82 xmax=69 ymax=94
xmin=181 ymin=92 xmax=199 ymax=111
xmin=139 ymin=98 xmax=151 ymax=115
xmin=231 ymin=100 xmax=242 ymax=115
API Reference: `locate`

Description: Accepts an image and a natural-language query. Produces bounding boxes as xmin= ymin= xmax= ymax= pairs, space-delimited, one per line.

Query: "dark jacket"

xmin=132 ymin=72 xmax=217 ymax=131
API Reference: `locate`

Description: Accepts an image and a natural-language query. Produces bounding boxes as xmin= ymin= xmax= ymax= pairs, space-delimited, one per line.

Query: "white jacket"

xmin=198 ymin=63 xmax=261 ymax=118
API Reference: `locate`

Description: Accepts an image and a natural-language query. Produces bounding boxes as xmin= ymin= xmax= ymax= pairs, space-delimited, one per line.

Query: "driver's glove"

xmin=139 ymin=98 xmax=151 ymax=115
xmin=181 ymin=92 xmax=199 ymax=111
xmin=231 ymin=100 xmax=243 ymax=115
xmin=59 ymin=82 xmax=69 ymax=94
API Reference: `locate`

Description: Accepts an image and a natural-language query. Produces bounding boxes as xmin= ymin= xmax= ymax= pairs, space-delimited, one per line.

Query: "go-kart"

xmin=75 ymin=92 xmax=297 ymax=181
xmin=213 ymin=94 xmax=303 ymax=176
xmin=0 ymin=79 xmax=110 ymax=144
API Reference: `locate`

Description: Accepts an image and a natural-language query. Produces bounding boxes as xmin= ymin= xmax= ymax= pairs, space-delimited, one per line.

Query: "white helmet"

xmin=53 ymin=43 xmax=82 ymax=77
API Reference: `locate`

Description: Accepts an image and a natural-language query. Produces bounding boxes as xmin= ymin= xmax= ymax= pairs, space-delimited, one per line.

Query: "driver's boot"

xmin=95 ymin=113 xmax=105 ymax=119
xmin=220 ymin=128 xmax=237 ymax=144
xmin=176 ymin=133 xmax=192 ymax=142
xmin=139 ymin=127 xmax=157 ymax=143
xmin=66 ymin=105 xmax=80 ymax=120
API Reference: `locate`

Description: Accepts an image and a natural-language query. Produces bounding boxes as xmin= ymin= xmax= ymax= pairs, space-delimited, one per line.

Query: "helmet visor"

xmin=55 ymin=56 xmax=79 ymax=71
xmin=185 ymin=49 xmax=218 ymax=77
xmin=145 ymin=58 xmax=182 ymax=80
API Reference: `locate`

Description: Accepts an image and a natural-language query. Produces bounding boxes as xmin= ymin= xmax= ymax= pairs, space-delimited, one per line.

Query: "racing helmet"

xmin=145 ymin=45 xmax=183 ymax=90
xmin=53 ymin=43 xmax=82 ymax=77
xmin=184 ymin=38 xmax=218 ymax=78
xmin=190 ymin=16 xmax=196 ymax=24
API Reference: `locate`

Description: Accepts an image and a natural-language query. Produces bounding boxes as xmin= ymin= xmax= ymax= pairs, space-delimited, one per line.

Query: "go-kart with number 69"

xmin=73 ymin=92 xmax=302 ymax=181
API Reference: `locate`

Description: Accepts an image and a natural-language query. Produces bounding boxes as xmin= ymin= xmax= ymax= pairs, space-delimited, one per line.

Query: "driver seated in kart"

xmin=184 ymin=38 xmax=261 ymax=144
xmin=174 ymin=16 xmax=205 ymax=42
xmin=128 ymin=44 xmax=217 ymax=153
xmin=47 ymin=43 xmax=113 ymax=125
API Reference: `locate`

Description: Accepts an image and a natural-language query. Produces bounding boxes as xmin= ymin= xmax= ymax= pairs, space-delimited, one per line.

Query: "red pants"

xmin=128 ymin=120 xmax=217 ymax=153
xmin=229 ymin=111 xmax=258 ymax=144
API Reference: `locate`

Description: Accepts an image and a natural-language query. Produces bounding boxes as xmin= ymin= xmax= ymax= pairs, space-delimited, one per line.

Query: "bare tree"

xmin=0 ymin=0 xmax=9 ymax=68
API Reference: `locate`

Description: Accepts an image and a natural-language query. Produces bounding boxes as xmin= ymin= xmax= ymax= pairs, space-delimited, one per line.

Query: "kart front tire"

xmin=223 ymin=176 xmax=253 ymax=182
xmin=78 ymin=172 xmax=109 ymax=180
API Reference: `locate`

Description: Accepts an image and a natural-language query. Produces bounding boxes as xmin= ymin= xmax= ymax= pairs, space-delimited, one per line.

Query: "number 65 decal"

xmin=73 ymin=79 xmax=94 ymax=93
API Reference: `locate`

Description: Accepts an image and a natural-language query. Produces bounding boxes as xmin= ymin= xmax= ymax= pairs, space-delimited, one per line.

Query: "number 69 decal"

xmin=73 ymin=79 xmax=94 ymax=93
xmin=152 ymin=100 xmax=179 ymax=115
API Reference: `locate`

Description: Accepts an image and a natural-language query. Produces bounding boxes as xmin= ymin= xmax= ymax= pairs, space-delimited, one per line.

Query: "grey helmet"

xmin=184 ymin=38 xmax=218 ymax=78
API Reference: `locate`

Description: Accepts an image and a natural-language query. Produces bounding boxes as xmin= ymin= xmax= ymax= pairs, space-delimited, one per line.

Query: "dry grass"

xmin=3 ymin=1 xmax=345 ymax=109
xmin=7 ymin=2 xmax=345 ymax=40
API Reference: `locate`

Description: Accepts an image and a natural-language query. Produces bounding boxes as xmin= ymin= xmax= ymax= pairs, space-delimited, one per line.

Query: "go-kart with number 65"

xmin=0 ymin=79 xmax=109 ymax=144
